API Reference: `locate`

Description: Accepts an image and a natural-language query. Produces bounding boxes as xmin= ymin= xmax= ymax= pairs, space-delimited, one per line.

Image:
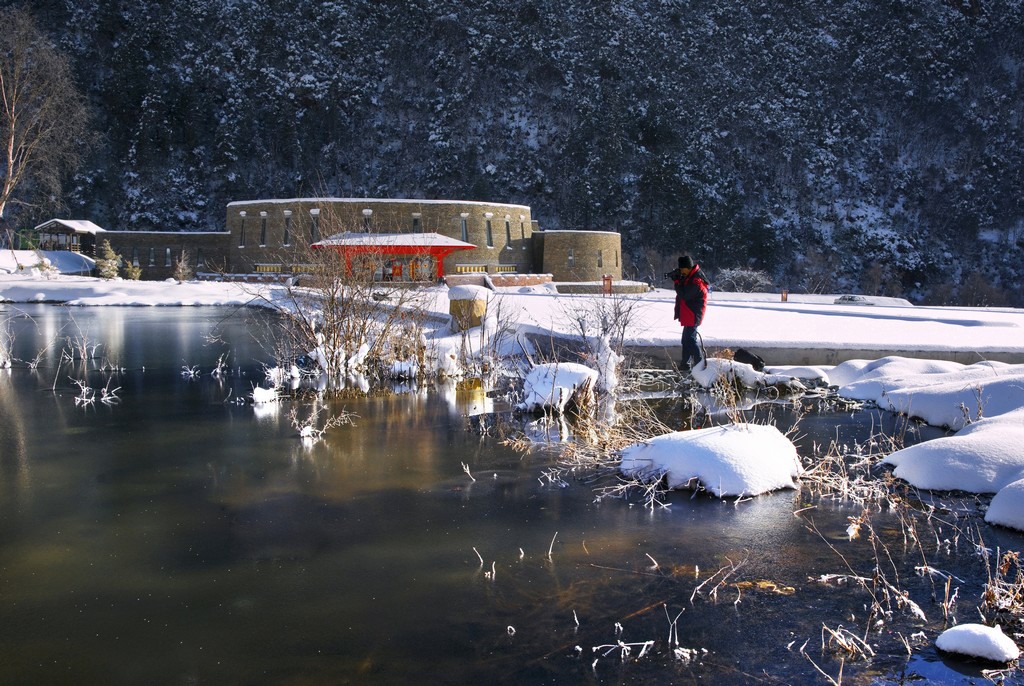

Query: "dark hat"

xmin=678 ymin=255 xmax=694 ymax=269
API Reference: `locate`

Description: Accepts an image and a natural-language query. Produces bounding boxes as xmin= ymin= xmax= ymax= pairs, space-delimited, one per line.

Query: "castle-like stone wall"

xmin=534 ymin=230 xmax=622 ymax=282
xmin=225 ymin=199 xmax=535 ymax=276
xmin=95 ymin=200 xmax=624 ymax=285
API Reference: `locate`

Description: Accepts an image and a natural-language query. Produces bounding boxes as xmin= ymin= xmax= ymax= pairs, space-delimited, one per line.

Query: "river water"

xmin=0 ymin=305 xmax=1021 ymax=685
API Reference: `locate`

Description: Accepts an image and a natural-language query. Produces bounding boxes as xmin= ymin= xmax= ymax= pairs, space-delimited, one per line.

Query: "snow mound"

xmin=619 ymin=423 xmax=802 ymax=498
xmin=985 ymin=477 xmax=1024 ymax=530
xmin=768 ymin=365 xmax=831 ymax=385
xmin=447 ymin=285 xmax=491 ymax=301
xmin=690 ymin=357 xmax=807 ymax=394
xmin=935 ymin=623 xmax=1020 ymax=663
xmin=519 ymin=362 xmax=598 ymax=413
xmin=883 ymin=408 xmax=1024 ymax=495
xmin=832 ymin=357 xmax=1024 ymax=429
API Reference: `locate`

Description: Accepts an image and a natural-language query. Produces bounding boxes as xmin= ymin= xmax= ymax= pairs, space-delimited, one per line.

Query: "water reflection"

xmin=0 ymin=306 xmax=1021 ymax=685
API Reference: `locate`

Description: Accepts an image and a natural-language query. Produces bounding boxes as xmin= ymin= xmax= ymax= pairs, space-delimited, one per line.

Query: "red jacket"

xmin=673 ymin=264 xmax=709 ymax=327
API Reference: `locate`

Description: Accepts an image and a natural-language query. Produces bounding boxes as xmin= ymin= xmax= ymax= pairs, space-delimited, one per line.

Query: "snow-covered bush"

xmin=95 ymin=240 xmax=121 ymax=280
xmin=173 ymin=251 xmax=194 ymax=282
xmin=712 ymin=268 xmax=775 ymax=293
xmin=518 ymin=362 xmax=598 ymax=414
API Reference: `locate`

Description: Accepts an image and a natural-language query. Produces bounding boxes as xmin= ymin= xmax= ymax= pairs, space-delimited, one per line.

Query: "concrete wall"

xmin=104 ymin=232 xmax=231 ymax=280
xmin=225 ymin=199 xmax=536 ymax=276
xmin=444 ymin=273 xmax=553 ymax=288
xmin=536 ymin=230 xmax=622 ymax=282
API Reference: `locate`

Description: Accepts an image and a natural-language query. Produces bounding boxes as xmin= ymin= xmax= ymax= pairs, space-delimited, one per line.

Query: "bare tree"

xmin=252 ymin=205 xmax=431 ymax=395
xmin=0 ymin=6 xmax=92 ymax=232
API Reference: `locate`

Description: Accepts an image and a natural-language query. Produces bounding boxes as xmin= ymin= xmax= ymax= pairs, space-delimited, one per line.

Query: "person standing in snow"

xmin=671 ymin=255 xmax=709 ymax=372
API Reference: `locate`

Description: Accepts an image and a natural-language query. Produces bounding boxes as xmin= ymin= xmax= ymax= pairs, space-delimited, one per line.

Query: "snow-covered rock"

xmin=883 ymin=409 xmax=1024 ymax=493
xmin=832 ymin=357 xmax=1024 ymax=430
xmin=619 ymin=423 xmax=802 ymax=497
xmin=519 ymin=362 xmax=598 ymax=414
xmin=986 ymin=477 xmax=1024 ymax=530
xmin=690 ymin=357 xmax=807 ymax=394
xmin=882 ymin=408 xmax=1024 ymax=530
xmin=935 ymin=624 xmax=1020 ymax=662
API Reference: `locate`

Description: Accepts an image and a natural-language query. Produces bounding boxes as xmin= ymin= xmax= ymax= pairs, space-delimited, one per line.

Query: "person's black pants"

xmin=681 ymin=326 xmax=702 ymax=369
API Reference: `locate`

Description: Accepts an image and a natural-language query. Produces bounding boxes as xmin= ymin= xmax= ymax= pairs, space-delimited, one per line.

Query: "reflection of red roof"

xmin=313 ymin=232 xmax=475 ymax=249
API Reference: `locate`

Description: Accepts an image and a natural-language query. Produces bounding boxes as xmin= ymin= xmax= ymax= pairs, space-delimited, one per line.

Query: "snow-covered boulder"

xmin=768 ymin=365 xmax=831 ymax=386
xmin=986 ymin=477 xmax=1024 ymax=531
xmin=883 ymin=409 xmax=1024 ymax=495
xmin=519 ymin=362 xmax=598 ymax=414
xmin=832 ymin=357 xmax=1024 ymax=430
xmin=619 ymin=423 xmax=802 ymax=498
xmin=935 ymin=624 xmax=1020 ymax=663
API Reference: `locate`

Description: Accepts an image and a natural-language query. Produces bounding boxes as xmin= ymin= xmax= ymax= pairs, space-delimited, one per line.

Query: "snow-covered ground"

xmin=2 ymin=262 xmax=1024 ymax=530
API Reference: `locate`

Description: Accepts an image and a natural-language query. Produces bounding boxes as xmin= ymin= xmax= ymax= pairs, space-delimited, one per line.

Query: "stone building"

xmin=532 ymin=230 xmax=623 ymax=282
xmin=89 ymin=197 xmax=624 ymax=283
xmin=225 ymin=198 xmax=537 ymax=279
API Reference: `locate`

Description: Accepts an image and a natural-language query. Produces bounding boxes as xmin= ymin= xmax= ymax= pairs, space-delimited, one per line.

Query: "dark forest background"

xmin=6 ymin=0 xmax=1023 ymax=304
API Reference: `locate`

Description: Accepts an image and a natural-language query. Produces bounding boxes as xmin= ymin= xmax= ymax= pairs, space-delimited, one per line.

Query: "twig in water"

xmin=462 ymin=462 xmax=476 ymax=482
xmin=548 ymin=531 xmax=558 ymax=561
xmin=472 ymin=547 xmax=484 ymax=566
xmin=663 ymin=604 xmax=684 ymax=647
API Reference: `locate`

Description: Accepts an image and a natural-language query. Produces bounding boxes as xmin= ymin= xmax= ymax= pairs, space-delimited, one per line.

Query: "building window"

xmin=309 ymin=208 xmax=320 ymax=243
xmin=504 ymin=218 xmax=512 ymax=247
xmin=165 ymin=248 xmax=172 ymax=267
xmin=616 ymin=250 xmax=619 ymax=267
xmin=196 ymin=248 xmax=205 ymax=269
xmin=362 ymin=208 xmax=373 ymax=232
xmin=259 ymin=211 xmax=267 ymax=246
xmin=238 ymin=211 xmax=246 ymax=247
xmin=485 ymin=220 xmax=493 ymax=247
xmin=131 ymin=247 xmax=139 ymax=267
xmin=283 ymin=210 xmax=292 ymax=246
xmin=148 ymin=247 xmax=155 ymax=266
xmin=412 ymin=213 xmax=421 ymax=233
xmin=567 ymin=248 xmax=575 ymax=268
xmin=597 ymin=250 xmax=604 ymax=268
xmin=460 ymin=213 xmax=469 ymax=242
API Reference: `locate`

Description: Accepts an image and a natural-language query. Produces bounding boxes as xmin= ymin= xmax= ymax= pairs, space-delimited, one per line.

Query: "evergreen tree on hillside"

xmin=19 ymin=0 xmax=1024 ymax=304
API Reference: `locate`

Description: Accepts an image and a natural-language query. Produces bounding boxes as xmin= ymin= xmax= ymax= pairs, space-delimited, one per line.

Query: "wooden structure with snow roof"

xmin=30 ymin=219 xmax=106 ymax=256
